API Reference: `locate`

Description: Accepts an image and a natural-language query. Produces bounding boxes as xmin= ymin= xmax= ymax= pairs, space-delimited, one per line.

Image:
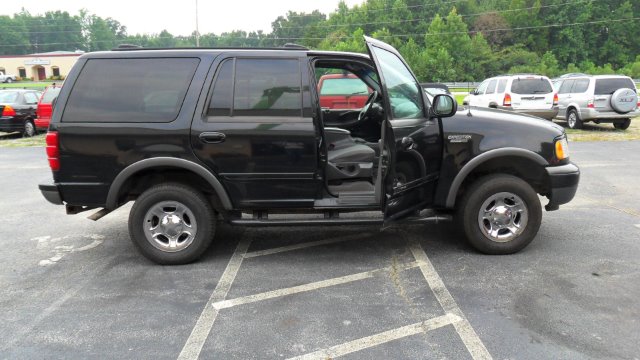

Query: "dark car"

xmin=39 ymin=37 xmax=579 ymax=264
xmin=35 ymin=85 xmax=62 ymax=131
xmin=0 ymin=89 xmax=42 ymax=137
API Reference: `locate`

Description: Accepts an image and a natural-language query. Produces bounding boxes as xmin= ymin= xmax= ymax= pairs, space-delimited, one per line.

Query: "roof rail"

xmin=111 ymin=44 xmax=310 ymax=51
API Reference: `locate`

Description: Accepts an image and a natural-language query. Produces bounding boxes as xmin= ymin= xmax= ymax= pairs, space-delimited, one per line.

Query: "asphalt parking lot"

xmin=1 ymin=141 xmax=639 ymax=359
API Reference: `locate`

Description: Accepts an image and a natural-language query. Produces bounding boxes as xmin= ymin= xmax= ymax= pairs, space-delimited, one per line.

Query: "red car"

xmin=35 ymin=85 xmax=62 ymax=131
xmin=317 ymin=73 xmax=370 ymax=109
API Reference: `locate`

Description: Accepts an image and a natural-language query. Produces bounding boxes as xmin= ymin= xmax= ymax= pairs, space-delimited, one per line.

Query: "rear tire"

xmin=613 ymin=119 xmax=631 ymax=130
xmin=128 ymin=183 xmax=215 ymax=264
xmin=567 ymin=109 xmax=582 ymax=129
xmin=456 ymin=174 xmax=542 ymax=254
xmin=23 ymin=120 xmax=36 ymax=137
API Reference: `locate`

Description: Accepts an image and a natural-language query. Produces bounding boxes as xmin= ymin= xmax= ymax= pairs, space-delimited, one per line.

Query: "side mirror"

xmin=470 ymin=89 xmax=477 ymax=95
xmin=431 ymin=94 xmax=457 ymax=118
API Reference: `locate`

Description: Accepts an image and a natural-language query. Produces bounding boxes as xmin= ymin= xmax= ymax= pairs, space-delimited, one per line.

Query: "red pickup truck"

xmin=317 ymin=73 xmax=370 ymax=109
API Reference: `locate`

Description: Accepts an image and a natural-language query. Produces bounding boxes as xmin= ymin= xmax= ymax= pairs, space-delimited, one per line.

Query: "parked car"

xmin=465 ymin=75 xmax=558 ymax=120
xmin=0 ymin=89 xmax=42 ymax=136
xmin=39 ymin=37 xmax=579 ymax=264
xmin=318 ymin=73 xmax=371 ymax=109
xmin=0 ymin=71 xmax=17 ymax=83
xmin=35 ymin=85 xmax=62 ymax=131
xmin=553 ymin=74 xmax=639 ymax=130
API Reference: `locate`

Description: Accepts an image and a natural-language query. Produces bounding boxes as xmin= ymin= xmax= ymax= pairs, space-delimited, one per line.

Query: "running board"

xmin=228 ymin=214 xmax=451 ymax=227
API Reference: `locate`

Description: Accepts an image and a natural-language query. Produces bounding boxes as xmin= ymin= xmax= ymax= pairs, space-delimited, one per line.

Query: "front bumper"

xmin=39 ymin=183 xmax=63 ymax=205
xmin=497 ymin=106 xmax=559 ymax=120
xmin=545 ymin=162 xmax=580 ymax=210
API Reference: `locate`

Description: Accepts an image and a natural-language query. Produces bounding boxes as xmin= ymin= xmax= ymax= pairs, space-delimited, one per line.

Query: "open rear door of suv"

xmin=364 ymin=36 xmax=443 ymax=224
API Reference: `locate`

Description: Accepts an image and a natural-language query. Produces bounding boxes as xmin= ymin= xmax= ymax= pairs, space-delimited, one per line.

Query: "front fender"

xmin=444 ymin=148 xmax=548 ymax=208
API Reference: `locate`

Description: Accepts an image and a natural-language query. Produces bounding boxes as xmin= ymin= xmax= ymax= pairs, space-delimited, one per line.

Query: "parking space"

xmin=1 ymin=142 xmax=640 ymax=359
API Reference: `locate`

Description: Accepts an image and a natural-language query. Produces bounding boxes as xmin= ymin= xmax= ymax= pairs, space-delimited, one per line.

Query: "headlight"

xmin=555 ymin=137 xmax=569 ymax=160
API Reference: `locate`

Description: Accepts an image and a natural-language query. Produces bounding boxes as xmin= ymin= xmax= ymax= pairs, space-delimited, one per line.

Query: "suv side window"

xmin=486 ymin=79 xmax=497 ymax=94
xmin=207 ymin=59 xmax=234 ymax=117
xmin=233 ymin=58 xmax=301 ymax=117
xmin=64 ymin=58 xmax=199 ymax=123
xmin=497 ymin=79 xmax=507 ymax=93
xmin=571 ymin=79 xmax=589 ymax=93
xmin=559 ymin=80 xmax=575 ymax=94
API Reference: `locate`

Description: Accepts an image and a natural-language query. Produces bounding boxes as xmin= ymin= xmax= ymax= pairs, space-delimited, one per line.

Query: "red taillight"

xmin=553 ymin=93 xmax=559 ymax=106
xmin=1 ymin=105 xmax=16 ymax=116
xmin=503 ymin=93 xmax=512 ymax=107
xmin=45 ymin=131 xmax=60 ymax=171
xmin=587 ymin=99 xmax=594 ymax=108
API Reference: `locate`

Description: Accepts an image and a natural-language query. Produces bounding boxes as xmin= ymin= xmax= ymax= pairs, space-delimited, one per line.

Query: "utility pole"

xmin=195 ymin=0 xmax=200 ymax=47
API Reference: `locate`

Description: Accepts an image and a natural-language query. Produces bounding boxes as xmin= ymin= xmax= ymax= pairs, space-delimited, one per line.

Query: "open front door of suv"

xmin=365 ymin=36 xmax=444 ymax=223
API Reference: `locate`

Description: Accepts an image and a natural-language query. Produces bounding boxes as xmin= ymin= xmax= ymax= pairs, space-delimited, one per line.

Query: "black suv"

xmin=39 ymin=37 xmax=580 ymax=264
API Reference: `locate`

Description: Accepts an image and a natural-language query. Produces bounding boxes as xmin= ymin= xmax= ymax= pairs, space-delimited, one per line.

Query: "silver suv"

xmin=553 ymin=74 xmax=639 ymax=130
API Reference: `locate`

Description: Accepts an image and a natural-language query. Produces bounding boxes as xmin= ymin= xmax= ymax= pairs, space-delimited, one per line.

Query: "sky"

xmin=2 ymin=0 xmax=366 ymax=36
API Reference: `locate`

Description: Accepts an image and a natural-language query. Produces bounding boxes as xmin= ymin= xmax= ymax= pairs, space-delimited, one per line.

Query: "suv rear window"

xmin=594 ymin=78 xmax=636 ymax=95
xmin=63 ymin=58 xmax=199 ymax=123
xmin=510 ymin=79 xmax=552 ymax=94
xmin=41 ymin=87 xmax=61 ymax=103
xmin=0 ymin=91 xmax=18 ymax=103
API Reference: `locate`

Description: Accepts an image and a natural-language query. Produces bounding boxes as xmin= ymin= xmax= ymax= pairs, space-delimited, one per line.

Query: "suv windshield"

xmin=510 ymin=79 xmax=552 ymax=94
xmin=594 ymin=78 xmax=636 ymax=95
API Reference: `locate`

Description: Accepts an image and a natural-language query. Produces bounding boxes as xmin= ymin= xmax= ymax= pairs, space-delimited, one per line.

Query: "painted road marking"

xmin=287 ymin=313 xmax=463 ymax=360
xmin=177 ymin=238 xmax=252 ymax=360
xmin=212 ymin=261 xmax=420 ymax=310
xmin=409 ymin=242 xmax=492 ymax=360
xmin=244 ymin=233 xmax=370 ymax=259
xmin=32 ymin=234 xmax=104 ymax=266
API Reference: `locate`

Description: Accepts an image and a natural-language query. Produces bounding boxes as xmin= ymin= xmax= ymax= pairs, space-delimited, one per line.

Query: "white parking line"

xmin=409 ymin=242 xmax=493 ymax=360
xmin=213 ymin=261 xmax=420 ymax=310
xmin=286 ymin=313 xmax=463 ymax=360
xmin=177 ymin=238 xmax=252 ymax=360
xmin=243 ymin=233 xmax=370 ymax=258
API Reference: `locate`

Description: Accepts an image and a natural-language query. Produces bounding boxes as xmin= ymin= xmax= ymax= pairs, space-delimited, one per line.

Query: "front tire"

xmin=128 ymin=183 xmax=215 ymax=264
xmin=613 ymin=119 xmax=631 ymax=130
xmin=456 ymin=174 xmax=542 ymax=254
xmin=567 ymin=109 xmax=583 ymax=129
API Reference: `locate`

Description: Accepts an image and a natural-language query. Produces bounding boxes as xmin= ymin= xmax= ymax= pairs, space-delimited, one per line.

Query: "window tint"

xmin=558 ymin=80 xmax=574 ymax=94
xmin=63 ymin=58 xmax=199 ymax=123
xmin=370 ymin=46 xmax=424 ymax=119
xmin=486 ymin=79 xmax=497 ymax=94
xmin=571 ymin=79 xmax=590 ymax=93
xmin=24 ymin=92 xmax=39 ymax=104
xmin=233 ymin=59 xmax=301 ymax=117
xmin=594 ymin=78 xmax=636 ymax=95
xmin=41 ymin=87 xmax=61 ymax=103
xmin=208 ymin=59 xmax=234 ymax=117
xmin=510 ymin=79 xmax=552 ymax=94
xmin=497 ymin=79 xmax=507 ymax=93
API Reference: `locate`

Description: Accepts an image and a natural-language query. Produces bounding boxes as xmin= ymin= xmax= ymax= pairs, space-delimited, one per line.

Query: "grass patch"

xmin=560 ymin=120 xmax=640 ymax=142
xmin=454 ymin=94 xmax=467 ymax=105
xmin=0 ymin=82 xmax=55 ymax=90
xmin=0 ymin=133 xmax=46 ymax=147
